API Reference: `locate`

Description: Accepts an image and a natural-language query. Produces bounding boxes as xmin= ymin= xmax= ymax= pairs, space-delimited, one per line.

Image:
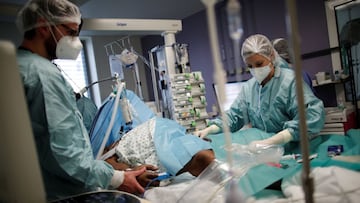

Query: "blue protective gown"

xmin=17 ymin=49 xmax=114 ymax=200
xmin=76 ymin=96 xmax=98 ymax=133
xmin=277 ymin=57 xmax=316 ymax=93
xmin=211 ymin=65 xmax=325 ymax=141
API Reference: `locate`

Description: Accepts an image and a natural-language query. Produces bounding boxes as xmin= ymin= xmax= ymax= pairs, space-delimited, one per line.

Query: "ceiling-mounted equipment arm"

xmin=81 ymin=18 xmax=182 ymax=35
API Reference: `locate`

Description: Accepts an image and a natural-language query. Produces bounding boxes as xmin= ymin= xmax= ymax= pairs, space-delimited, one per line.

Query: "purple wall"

xmin=177 ymin=11 xmax=217 ymax=111
xmin=142 ymin=0 xmax=336 ymax=111
xmin=241 ymin=0 xmax=333 ymax=77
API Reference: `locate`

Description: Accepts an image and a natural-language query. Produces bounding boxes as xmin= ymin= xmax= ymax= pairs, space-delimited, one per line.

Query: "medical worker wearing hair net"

xmin=195 ymin=34 xmax=325 ymax=149
xmin=272 ymin=37 xmax=315 ymax=93
xmin=15 ymin=0 xmax=151 ymax=200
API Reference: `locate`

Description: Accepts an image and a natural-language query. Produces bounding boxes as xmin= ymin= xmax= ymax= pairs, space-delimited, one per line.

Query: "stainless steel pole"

xmin=285 ymin=1 xmax=314 ymax=203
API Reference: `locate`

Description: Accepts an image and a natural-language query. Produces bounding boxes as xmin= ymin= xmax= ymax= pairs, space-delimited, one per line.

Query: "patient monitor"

xmin=0 ymin=41 xmax=46 ymax=202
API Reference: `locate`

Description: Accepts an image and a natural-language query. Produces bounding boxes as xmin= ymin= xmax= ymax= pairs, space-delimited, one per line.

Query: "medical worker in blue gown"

xmin=272 ymin=37 xmax=315 ymax=93
xmin=15 ymin=0 xmax=152 ymax=200
xmin=195 ymin=34 xmax=325 ymax=148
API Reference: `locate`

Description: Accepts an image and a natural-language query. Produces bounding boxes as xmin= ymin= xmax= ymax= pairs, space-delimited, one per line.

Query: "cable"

xmin=78 ymin=75 xmax=117 ymax=96
xmin=54 ymin=63 xmax=82 ymax=91
xmin=145 ymin=172 xmax=172 ymax=189
xmin=96 ymin=81 xmax=123 ymax=160
xmin=201 ymin=0 xmax=233 ymax=168
xmin=140 ymin=172 xmax=172 ymax=198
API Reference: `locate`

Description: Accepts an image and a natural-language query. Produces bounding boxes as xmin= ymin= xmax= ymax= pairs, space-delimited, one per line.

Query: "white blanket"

xmin=145 ymin=166 xmax=360 ymax=203
xmin=248 ymin=166 xmax=360 ymax=203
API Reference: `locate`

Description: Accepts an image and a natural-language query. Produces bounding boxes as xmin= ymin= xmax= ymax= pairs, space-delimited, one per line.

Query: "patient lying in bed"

xmin=98 ymin=116 xmax=215 ymax=188
xmin=87 ymin=89 xmax=215 ymax=188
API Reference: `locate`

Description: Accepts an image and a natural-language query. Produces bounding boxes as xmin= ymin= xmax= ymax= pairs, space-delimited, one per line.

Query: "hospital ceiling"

xmin=0 ymin=0 xmax=206 ymax=21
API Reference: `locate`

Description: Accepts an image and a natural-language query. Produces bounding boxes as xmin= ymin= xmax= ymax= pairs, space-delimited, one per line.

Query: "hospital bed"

xmin=87 ymin=85 xmax=360 ymax=203
xmin=1 ymin=48 xmax=355 ymax=203
xmin=144 ymin=129 xmax=360 ymax=203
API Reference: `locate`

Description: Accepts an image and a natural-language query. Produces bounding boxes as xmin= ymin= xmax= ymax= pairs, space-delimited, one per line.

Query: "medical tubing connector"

xmin=96 ymin=80 xmax=124 ymax=160
xmin=120 ymin=95 xmax=132 ymax=125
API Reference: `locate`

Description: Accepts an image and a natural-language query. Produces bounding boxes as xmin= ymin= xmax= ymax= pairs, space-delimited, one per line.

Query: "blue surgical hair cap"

xmin=16 ymin=0 xmax=81 ymax=34
xmin=241 ymin=34 xmax=274 ymax=63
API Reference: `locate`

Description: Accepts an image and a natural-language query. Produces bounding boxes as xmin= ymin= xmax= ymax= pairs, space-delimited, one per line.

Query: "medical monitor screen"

xmin=213 ymin=81 xmax=246 ymax=112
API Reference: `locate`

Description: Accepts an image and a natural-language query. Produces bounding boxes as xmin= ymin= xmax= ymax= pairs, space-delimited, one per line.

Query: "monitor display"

xmin=213 ymin=81 xmax=246 ymax=112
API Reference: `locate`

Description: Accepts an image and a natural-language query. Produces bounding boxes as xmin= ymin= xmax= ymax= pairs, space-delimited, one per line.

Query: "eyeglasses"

xmin=60 ymin=24 xmax=79 ymax=36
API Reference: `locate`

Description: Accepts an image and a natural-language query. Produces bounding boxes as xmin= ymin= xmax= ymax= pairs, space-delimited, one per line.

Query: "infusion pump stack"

xmin=150 ymin=42 xmax=210 ymax=133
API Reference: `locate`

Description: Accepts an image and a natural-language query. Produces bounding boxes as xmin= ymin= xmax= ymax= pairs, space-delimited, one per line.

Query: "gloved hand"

xmin=193 ymin=124 xmax=220 ymax=138
xmin=248 ymin=139 xmax=272 ymax=153
xmin=248 ymin=129 xmax=293 ymax=152
xmin=118 ymin=166 xmax=146 ymax=195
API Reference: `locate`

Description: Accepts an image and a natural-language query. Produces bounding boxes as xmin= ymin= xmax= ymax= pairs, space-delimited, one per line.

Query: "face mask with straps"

xmin=30 ymin=2 xmax=83 ymax=60
xmin=249 ymin=64 xmax=272 ymax=84
xmin=48 ymin=25 xmax=83 ymax=60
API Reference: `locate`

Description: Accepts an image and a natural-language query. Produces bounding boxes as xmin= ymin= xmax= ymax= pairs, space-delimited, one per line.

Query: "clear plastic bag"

xmin=227 ymin=143 xmax=284 ymax=177
xmin=176 ymin=144 xmax=284 ymax=203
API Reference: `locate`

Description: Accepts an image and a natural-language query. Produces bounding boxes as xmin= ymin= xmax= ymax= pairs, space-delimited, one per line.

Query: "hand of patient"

xmin=105 ymin=154 xmax=161 ymax=188
xmin=117 ymin=164 xmax=160 ymax=195
xmin=118 ymin=166 xmax=146 ymax=195
xmin=134 ymin=164 xmax=160 ymax=187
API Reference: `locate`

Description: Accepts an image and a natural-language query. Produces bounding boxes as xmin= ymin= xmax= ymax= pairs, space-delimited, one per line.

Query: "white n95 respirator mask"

xmin=56 ymin=36 xmax=83 ymax=60
xmin=250 ymin=65 xmax=271 ymax=84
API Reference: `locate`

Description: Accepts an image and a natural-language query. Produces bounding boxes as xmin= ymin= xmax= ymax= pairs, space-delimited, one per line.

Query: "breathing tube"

xmin=200 ymin=0 xmax=244 ymax=202
xmin=96 ymin=80 xmax=124 ymax=160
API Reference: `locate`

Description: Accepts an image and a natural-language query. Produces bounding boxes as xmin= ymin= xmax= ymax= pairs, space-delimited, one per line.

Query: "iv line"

xmin=201 ymin=0 xmax=233 ymax=168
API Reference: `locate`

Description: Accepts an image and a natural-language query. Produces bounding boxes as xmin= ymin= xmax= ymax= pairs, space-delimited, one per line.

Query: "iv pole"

xmin=286 ymin=1 xmax=314 ymax=202
xmin=201 ymin=0 xmax=244 ymax=202
xmin=201 ymin=0 xmax=233 ymax=168
xmin=104 ymin=36 xmax=144 ymax=100
xmin=125 ymin=37 xmax=144 ymax=100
